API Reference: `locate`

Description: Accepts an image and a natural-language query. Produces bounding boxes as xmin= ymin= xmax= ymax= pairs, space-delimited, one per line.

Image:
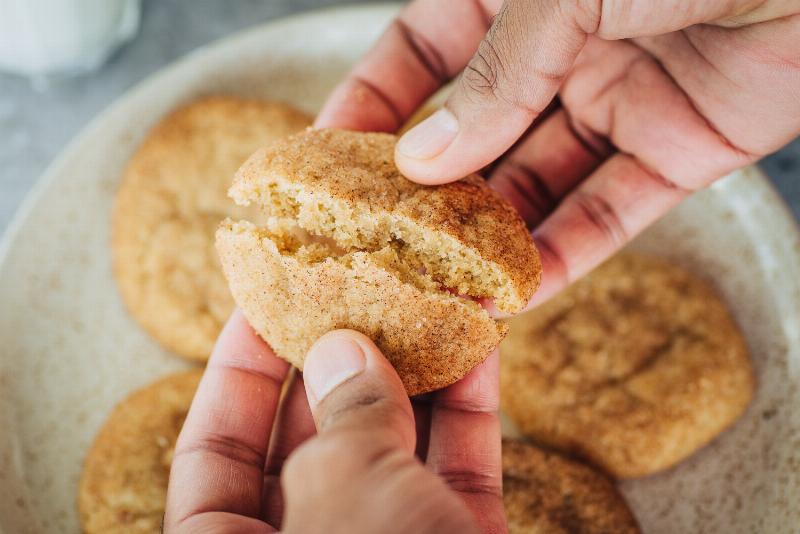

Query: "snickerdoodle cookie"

xmin=112 ymin=96 xmax=311 ymax=360
xmin=502 ymin=439 xmax=640 ymax=533
xmin=501 ymin=253 xmax=754 ymax=478
xmin=216 ymin=129 xmax=540 ymax=395
xmin=78 ymin=370 xmax=202 ymax=533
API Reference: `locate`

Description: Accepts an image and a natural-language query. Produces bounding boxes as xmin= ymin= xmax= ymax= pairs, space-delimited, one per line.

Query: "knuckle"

xmin=319 ymin=393 xmax=411 ymax=439
xmin=462 ymin=37 xmax=505 ymax=99
xmin=437 ymin=468 xmax=502 ymax=498
xmin=534 ymin=234 xmax=569 ymax=287
xmin=458 ymin=6 xmax=546 ymax=117
xmin=173 ymin=431 xmax=265 ymax=471
xmin=284 ymin=391 xmax=415 ymax=494
xmin=319 ymin=392 xmax=384 ymax=430
xmin=284 ymin=429 xmax=398 ymax=490
xmin=568 ymin=0 xmax=603 ymax=34
xmin=319 ymin=429 xmax=377 ymax=462
xmin=494 ymin=161 xmax=557 ymax=223
xmin=460 ymin=1 xmax=517 ymax=100
xmin=573 ymin=191 xmax=627 ymax=246
xmin=393 ymin=18 xmax=450 ymax=83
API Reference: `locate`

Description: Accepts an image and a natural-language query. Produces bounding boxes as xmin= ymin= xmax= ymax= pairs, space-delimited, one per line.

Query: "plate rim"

xmin=1 ymin=3 xmax=799 ymax=531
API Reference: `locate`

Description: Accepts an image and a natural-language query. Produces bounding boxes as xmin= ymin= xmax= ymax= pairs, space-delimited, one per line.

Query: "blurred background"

xmin=1 ymin=0 xmax=798 ymax=233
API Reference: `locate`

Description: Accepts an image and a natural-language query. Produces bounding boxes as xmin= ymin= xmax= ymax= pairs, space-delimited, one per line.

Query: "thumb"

xmin=282 ymin=330 xmax=480 ymax=533
xmin=302 ymin=329 xmax=416 ymax=451
xmin=393 ymin=0 xmax=773 ymax=185
xmin=395 ymin=0 xmax=587 ymax=184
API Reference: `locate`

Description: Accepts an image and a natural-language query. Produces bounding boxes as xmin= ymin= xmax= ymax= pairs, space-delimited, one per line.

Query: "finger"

xmin=489 ymin=108 xmax=612 ymax=227
xmin=558 ymin=37 xmax=756 ymax=195
xmin=314 ymin=0 xmax=497 ymax=132
xmin=282 ymin=330 xmax=480 ymax=534
xmin=394 ymin=0 xmax=778 ymax=185
xmin=165 ymin=309 xmax=288 ymax=530
xmin=262 ymin=370 xmax=316 ymax=527
xmin=395 ymin=0 xmax=590 ymax=183
xmin=530 ymin=153 xmax=689 ymax=306
xmin=631 ymin=23 xmax=800 ymax=158
xmin=426 ymin=351 xmax=506 ymax=533
xmin=596 ymin=0 xmax=793 ymax=37
xmin=301 ymin=329 xmax=416 ymax=450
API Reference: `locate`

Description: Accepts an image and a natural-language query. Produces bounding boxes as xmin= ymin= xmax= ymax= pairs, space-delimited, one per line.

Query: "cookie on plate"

xmin=501 ymin=253 xmax=755 ymax=479
xmin=216 ymin=129 xmax=540 ymax=395
xmin=502 ymin=438 xmax=640 ymax=534
xmin=78 ymin=369 xmax=202 ymax=534
xmin=112 ymin=96 xmax=311 ymax=360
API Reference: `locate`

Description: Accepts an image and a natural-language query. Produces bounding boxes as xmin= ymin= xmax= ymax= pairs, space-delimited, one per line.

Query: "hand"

xmin=316 ymin=0 xmax=800 ymax=307
xmin=164 ymin=310 xmax=505 ymax=533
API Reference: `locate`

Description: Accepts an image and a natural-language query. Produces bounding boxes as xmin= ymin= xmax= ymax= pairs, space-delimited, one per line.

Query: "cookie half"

xmin=502 ymin=439 xmax=640 ymax=534
xmin=112 ymin=96 xmax=311 ymax=360
xmin=217 ymin=129 xmax=540 ymax=395
xmin=501 ymin=253 xmax=755 ymax=479
xmin=78 ymin=370 xmax=202 ymax=533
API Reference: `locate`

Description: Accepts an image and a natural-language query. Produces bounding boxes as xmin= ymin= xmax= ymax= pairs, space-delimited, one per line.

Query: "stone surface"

xmin=0 ymin=0 xmax=798 ymax=232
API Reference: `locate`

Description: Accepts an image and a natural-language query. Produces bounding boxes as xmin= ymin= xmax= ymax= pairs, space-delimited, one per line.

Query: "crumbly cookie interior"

xmin=223 ymin=219 xmax=491 ymax=314
xmin=230 ymin=176 xmax=518 ymax=309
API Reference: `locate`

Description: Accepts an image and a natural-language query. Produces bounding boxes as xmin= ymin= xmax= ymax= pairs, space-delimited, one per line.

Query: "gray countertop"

xmin=1 ymin=0 xmax=798 ymax=234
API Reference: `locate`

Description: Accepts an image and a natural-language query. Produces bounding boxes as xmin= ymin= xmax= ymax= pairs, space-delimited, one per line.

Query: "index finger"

xmin=314 ymin=0 xmax=499 ymax=132
xmin=165 ymin=309 xmax=289 ymax=530
xmin=425 ymin=350 xmax=506 ymax=532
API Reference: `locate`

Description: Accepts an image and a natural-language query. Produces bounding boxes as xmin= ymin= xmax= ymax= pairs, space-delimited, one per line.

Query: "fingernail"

xmin=396 ymin=108 xmax=459 ymax=159
xmin=305 ymin=332 xmax=367 ymax=403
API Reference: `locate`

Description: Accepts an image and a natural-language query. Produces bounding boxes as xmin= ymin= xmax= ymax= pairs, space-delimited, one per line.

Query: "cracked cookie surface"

xmin=112 ymin=96 xmax=311 ymax=360
xmin=218 ymin=129 xmax=539 ymax=395
xmin=230 ymin=129 xmax=541 ymax=313
xmin=502 ymin=439 xmax=640 ymax=533
xmin=501 ymin=253 xmax=754 ymax=478
xmin=79 ymin=370 xmax=202 ymax=533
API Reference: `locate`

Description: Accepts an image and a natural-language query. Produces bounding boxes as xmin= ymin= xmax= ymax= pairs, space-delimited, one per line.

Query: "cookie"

xmin=217 ymin=129 xmax=540 ymax=395
xmin=78 ymin=369 xmax=203 ymax=533
xmin=112 ymin=96 xmax=312 ymax=360
xmin=502 ymin=439 xmax=640 ymax=533
xmin=501 ymin=253 xmax=755 ymax=479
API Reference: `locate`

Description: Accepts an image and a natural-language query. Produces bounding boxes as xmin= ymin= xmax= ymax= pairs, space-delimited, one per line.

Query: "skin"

xmin=164 ymin=310 xmax=504 ymax=533
xmin=316 ymin=0 xmax=800 ymax=306
xmin=165 ymin=2 xmax=800 ymax=532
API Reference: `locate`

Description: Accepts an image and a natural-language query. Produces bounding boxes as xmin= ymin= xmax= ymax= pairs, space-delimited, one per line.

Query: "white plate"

xmin=0 ymin=4 xmax=798 ymax=533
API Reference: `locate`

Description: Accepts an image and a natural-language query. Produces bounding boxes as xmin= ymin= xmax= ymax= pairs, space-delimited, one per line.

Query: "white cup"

xmin=0 ymin=0 xmax=141 ymax=79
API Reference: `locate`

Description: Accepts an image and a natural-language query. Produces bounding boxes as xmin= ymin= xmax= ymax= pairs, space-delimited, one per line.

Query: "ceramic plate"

xmin=0 ymin=4 xmax=798 ymax=533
